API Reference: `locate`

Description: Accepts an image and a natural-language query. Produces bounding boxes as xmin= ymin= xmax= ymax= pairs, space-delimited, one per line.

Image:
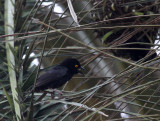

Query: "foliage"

xmin=0 ymin=0 xmax=160 ymax=121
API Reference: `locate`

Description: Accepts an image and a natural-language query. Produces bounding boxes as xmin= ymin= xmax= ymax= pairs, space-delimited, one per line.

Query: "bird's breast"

xmin=51 ymin=71 xmax=74 ymax=88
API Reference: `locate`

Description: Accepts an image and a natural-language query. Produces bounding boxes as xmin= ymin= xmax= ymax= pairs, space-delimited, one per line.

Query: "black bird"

xmin=35 ymin=58 xmax=84 ymax=92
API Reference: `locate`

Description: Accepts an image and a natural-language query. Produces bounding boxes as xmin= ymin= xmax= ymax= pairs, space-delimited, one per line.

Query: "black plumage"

xmin=35 ymin=58 xmax=83 ymax=92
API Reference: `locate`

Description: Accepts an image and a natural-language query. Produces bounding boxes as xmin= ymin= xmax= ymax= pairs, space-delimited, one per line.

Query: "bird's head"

xmin=61 ymin=58 xmax=84 ymax=75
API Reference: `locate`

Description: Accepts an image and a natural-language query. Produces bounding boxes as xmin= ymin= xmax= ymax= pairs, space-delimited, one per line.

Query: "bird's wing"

xmin=35 ymin=66 xmax=68 ymax=88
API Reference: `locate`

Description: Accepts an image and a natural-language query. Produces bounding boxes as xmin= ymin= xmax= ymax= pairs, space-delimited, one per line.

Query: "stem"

xmin=5 ymin=0 xmax=21 ymax=120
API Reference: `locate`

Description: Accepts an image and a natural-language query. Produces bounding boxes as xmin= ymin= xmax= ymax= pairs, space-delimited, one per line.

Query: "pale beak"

xmin=78 ymin=66 xmax=85 ymax=76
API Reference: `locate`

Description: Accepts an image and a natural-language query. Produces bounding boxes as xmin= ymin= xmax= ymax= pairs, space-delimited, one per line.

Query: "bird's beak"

xmin=78 ymin=67 xmax=85 ymax=76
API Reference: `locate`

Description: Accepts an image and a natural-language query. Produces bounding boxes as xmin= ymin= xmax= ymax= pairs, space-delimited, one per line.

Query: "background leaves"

xmin=0 ymin=0 xmax=160 ymax=121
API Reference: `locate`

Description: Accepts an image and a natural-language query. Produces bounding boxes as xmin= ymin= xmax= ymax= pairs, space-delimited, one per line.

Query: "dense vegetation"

xmin=0 ymin=0 xmax=160 ymax=120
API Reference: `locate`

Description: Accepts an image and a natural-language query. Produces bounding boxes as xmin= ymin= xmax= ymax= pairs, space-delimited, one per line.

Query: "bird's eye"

xmin=75 ymin=65 xmax=78 ymax=68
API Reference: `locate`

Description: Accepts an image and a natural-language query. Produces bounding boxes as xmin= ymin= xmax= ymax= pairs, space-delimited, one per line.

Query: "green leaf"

xmin=133 ymin=11 xmax=144 ymax=16
xmin=8 ymin=44 xmax=19 ymax=64
xmin=22 ymin=65 xmax=37 ymax=91
xmin=34 ymin=102 xmax=64 ymax=118
xmin=102 ymin=30 xmax=114 ymax=44
xmin=1 ymin=84 xmax=14 ymax=111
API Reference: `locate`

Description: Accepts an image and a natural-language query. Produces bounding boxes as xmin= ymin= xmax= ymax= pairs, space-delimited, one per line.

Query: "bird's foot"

xmin=51 ymin=89 xmax=63 ymax=99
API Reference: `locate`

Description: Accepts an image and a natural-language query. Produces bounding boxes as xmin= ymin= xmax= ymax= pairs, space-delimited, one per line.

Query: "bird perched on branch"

xmin=23 ymin=58 xmax=84 ymax=102
xmin=35 ymin=58 xmax=84 ymax=92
